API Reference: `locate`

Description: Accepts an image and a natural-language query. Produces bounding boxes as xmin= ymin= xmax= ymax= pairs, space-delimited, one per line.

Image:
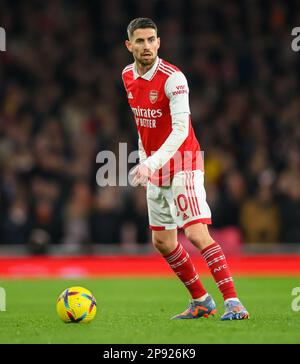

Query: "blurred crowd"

xmin=1 ymin=0 xmax=300 ymax=251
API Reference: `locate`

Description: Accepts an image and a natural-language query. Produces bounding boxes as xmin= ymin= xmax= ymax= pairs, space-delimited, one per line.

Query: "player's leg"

xmin=185 ymin=223 xmax=249 ymax=320
xmin=173 ymin=170 xmax=249 ymax=320
xmin=152 ymin=229 xmax=217 ymax=319
xmin=147 ymin=182 xmax=216 ymax=319
xmin=152 ymin=228 xmax=207 ymax=299
xmin=185 ymin=222 xmax=237 ymax=302
xmin=151 ymin=228 xmax=177 ymax=255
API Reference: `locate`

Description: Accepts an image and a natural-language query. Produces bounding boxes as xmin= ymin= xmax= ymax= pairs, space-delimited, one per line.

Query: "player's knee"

xmin=152 ymin=235 xmax=166 ymax=250
xmin=185 ymin=229 xmax=213 ymax=250
xmin=152 ymin=235 xmax=175 ymax=255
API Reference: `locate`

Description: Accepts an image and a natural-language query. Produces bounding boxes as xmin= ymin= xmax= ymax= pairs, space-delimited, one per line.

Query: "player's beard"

xmin=136 ymin=53 xmax=156 ymax=67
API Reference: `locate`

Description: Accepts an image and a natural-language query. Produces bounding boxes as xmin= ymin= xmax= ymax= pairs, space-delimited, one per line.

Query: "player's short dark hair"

xmin=127 ymin=18 xmax=158 ymax=39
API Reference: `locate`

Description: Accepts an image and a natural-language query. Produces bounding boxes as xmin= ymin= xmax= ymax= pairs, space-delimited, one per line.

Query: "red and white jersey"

xmin=122 ymin=57 xmax=203 ymax=185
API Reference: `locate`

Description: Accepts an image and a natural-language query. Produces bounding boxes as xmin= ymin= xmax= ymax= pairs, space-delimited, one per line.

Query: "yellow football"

xmin=56 ymin=286 xmax=97 ymax=323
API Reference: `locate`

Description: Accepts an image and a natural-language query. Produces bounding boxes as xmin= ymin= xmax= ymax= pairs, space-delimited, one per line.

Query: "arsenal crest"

xmin=149 ymin=90 xmax=158 ymax=104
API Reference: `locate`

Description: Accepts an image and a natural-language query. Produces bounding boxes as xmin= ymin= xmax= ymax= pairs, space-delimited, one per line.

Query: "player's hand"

xmin=130 ymin=163 xmax=152 ymax=186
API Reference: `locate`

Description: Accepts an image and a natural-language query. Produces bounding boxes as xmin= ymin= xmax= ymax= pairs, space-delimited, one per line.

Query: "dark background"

xmin=1 ymin=0 xmax=300 ymax=253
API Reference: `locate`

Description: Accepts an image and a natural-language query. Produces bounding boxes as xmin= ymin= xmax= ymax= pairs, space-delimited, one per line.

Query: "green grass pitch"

xmin=0 ymin=277 xmax=300 ymax=344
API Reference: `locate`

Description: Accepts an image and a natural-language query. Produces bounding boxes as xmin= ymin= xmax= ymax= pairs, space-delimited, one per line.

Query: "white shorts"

xmin=146 ymin=170 xmax=212 ymax=230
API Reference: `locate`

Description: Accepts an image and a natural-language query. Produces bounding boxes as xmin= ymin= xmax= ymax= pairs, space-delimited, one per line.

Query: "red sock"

xmin=201 ymin=242 xmax=237 ymax=301
xmin=163 ymin=243 xmax=207 ymax=299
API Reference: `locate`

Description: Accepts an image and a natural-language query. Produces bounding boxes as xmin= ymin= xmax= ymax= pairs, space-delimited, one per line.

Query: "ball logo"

xmin=149 ymin=90 xmax=158 ymax=104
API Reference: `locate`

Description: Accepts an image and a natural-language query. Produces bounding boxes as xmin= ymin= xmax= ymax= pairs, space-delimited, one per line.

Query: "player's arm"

xmin=138 ymin=132 xmax=147 ymax=164
xmin=143 ymin=71 xmax=190 ymax=172
xmin=131 ymin=134 xmax=149 ymax=186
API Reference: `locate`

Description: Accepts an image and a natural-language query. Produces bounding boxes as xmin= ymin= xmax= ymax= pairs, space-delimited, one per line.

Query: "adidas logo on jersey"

xmin=128 ymin=91 xmax=133 ymax=99
xmin=183 ymin=213 xmax=189 ymax=221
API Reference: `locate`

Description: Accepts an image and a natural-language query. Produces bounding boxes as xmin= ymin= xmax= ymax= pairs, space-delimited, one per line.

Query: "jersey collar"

xmin=133 ymin=57 xmax=160 ymax=81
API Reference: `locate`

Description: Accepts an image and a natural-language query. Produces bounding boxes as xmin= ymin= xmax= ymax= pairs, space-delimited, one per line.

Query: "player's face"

xmin=126 ymin=28 xmax=160 ymax=67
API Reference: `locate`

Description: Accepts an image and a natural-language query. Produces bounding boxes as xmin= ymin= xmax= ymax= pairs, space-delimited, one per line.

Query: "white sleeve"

xmin=143 ymin=112 xmax=189 ymax=172
xmin=138 ymin=134 xmax=147 ymax=164
xmin=165 ymin=71 xmax=190 ymax=115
